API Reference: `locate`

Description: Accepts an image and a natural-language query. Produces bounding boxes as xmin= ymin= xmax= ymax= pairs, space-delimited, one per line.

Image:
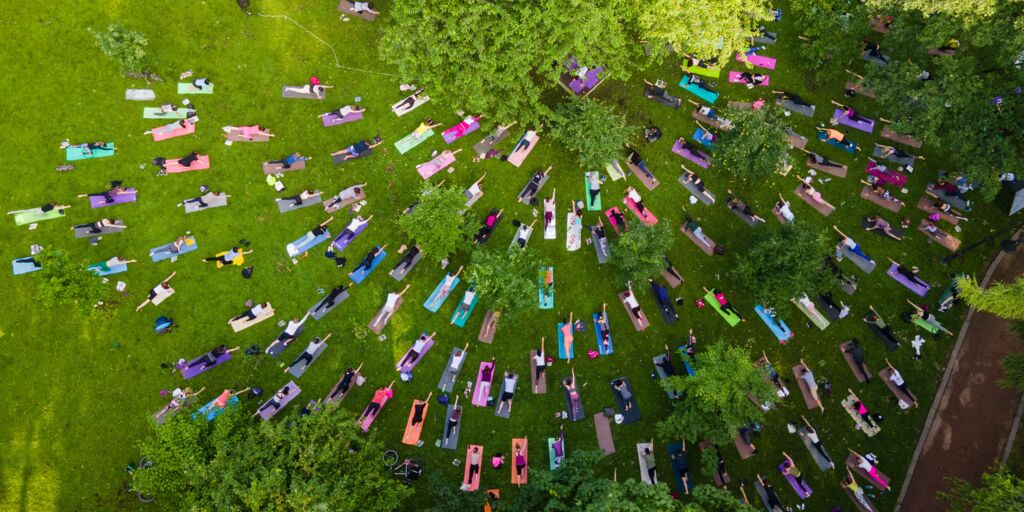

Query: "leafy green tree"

xmin=133 ymin=405 xmax=409 ymax=511
xmin=34 ymin=249 xmax=113 ymax=315
xmin=424 ymin=471 xmax=487 ymax=512
xmin=714 ymin=107 xmax=789 ymax=183
xmin=638 ymin=0 xmax=774 ymax=61
xmin=1000 ymin=354 xmax=1024 ymax=392
xmin=940 ymin=466 xmax=1024 ymax=511
xmin=465 ymin=247 xmax=543 ymax=320
xmin=867 ymin=0 xmax=1004 ymax=19
xmin=380 ymin=0 xmax=637 ymax=124
xmin=732 ymin=224 xmax=833 ymax=306
xmin=398 ymin=183 xmax=477 ymax=263
xmin=90 ymin=24 xmax=150 ymax=73
xmin=589 ymin=478 xmax=680 ymax=511
xmin=610 ymin=222 xmax=674 ymax=285
xmin=788 ymin=0 xmax=869 ymax=85
xmin=550 ymin=98 xmax=634 ymax=169
xmin=956 ymin=275 xmax=1024 ymax=320
xmin=658 ymin=342 xmax=776 ymax=445
xmin=683 ymin=485 xmax=759 ymax=512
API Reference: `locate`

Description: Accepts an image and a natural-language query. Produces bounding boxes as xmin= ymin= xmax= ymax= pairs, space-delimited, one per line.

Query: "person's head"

xmin=281 ymin=385 xmax=291 ymax=395
xmin=472 ymin=446 xmax=479 ymax=453
xmin=346 ymin=367 xmax=354 ymax=374
xmin=645 ymin=447 xmax=651 ymax=455
xmin=353 ymin=187 xmax=362 ymax=194
xmin=216 ymin=344 xmax=227 ymax=352
xmin=161 ymin=282 xmax=172 ymax=289
xmin=231 ymin=246 xmax=239 ymax=252
xmin=851 ymin=338 xmax=860 ymax=346
xmin=372 ymin=135 xmax=382 ymax=144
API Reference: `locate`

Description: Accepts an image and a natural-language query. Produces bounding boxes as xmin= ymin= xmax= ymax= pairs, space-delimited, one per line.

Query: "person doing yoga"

xmin=625 ymin=187 xmax=647 ymax=214
xmin=85 ymin=218 xmax=123 ymax=234
xmin=843 ymin=338 xmax=871 ymax=382
xmin=656 ymin=344 xmax=678 ymax=376
xmin=351 ymin=245 xmax=385 ymax=275
xmin=373 ymin=285 xmax=411 ymax=326
xmin=738 ymin=71 xmax=768 ymax=86
xmin=393 ymin=88 xmax=426 ymax=112
xmin=136 ymin=272 xmax=177 ymax=311
xmin=587 ymin=172 xmax=604 ymax=203
xmin=643 ymin=439 xmax=658 ymax=483
xmin=397 ymin=332 xmax=435 ymax=369
xmin=510 ymin=130 xmax=536 ymax=154
xmin=799 ymin=360 xmax=824 ymax=411
xmin=864 ymin=215 xmax=901 ymax=240
xmin=329 ymin=366 xmax=360 ymax=400
xmin=332 ymin=136 xmax=383 ymax=160
xmin=321 ymin=104 xmax=364 ymax=119
xmin=410 ymin=392 xmax=431 ymax=427
xmin=759 ymin=475 xmax=786 ymax=511
xmin=204 ymin=246 xmax=252 ymax=265
xmin=288 ymin=334 xmax=329 ymax=371
xmin=447 ymin=344 xmax=469 ymax=384
xmin=496 ymin=371 xmax=517 ymax=415
xmin=614 ymin=379 xmax=633 ymax=411
xmin=533 ymin=338 xmax=547 ymax=392
xmin=461 ymin=445 xmax=481 ymax=490
xmin=394 ymin=245 xmax=420 ymax=272
xmin=187 ymin=344 xmax=238 ymax=369
xmin=357 ymin=382 xmax=394 ymax=424
xmin=444 ymin=396 xmax=462 ymax=445
xmin=781 ymin=452 xmax=808 ymax=489
xmin=595 ymin=303 xmax=611 ymax=353
xmin=252 ymin=385 xmax=292 ymax=417
xmin=454 ymin=288 xmax=477 ymax=317
xmin=223 ymin=125 xmax=273 ymax=140
xmin=563 ymin=367 xmax=581 ymax=417
xmin=543 ymin=190 xmax=556 ymax=229
xmin=622 ymin=282 xmax=646 ymax=326
xmin=708 ymin=287 xmax=742 ymax=320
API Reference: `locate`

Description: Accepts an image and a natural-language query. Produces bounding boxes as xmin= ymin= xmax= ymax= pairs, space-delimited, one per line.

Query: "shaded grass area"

xmin=0 ymin=1 xmax=1015 ymax=510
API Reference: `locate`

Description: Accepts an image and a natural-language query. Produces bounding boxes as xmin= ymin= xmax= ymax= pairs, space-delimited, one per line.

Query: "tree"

xmin=956 ymin=275 xmax=1024 ymax=320
xmin=940 ymin=466 xmax=1024 ymax=511
xmin=1000 ymin=354 xmax=1024 ymax=392
xmin=683 ymin=485 xmax=759 ymax=512
xmin=732 ymin=224 xmax=833 ymax=306
xmin=34 ymin=249 xmax=113 ymax=315
xmin=380 ymin=0 xmax=638 ymax=124
xmin=713 ymin=107 xmax=789 ymax=183
xmin=638 ymin=0 xmax=774 ymax=62
xmin=133 ymin=405 xmax=410 ymax=511
xmin=658 ymin=342 xmax=776 ymax=445
xmin=788 ymin=0 xmax=869 ymax=85
xmin=90 ymin=24 xmax=150 ymax=73
xmin=550 ymin=99 xmax=634 ymax=169
xmin=465 ymin=247 xmax=544 ymax=320
xmin=398 ymin=182 xmax=477 ymax=263
xmin=867 ymin=0 xmax=1004 ymax=19
xmin=610 ymin=222 xmax=674 ymax=285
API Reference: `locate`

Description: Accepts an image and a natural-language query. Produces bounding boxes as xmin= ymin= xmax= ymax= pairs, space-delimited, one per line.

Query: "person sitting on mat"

xmin=329 ymin=367 xmax=359 ymax=400
xmin=332 ymin=136 xmax=383 ymax=161
xmin=454 ymin=287 xmax=477 ymax=317
xmin=268 ymin=152 xmax=310 ymax=169
xmin=321 ymin=104 xmax=364 ymax=120
xmin=533 ymin=338 xmax=547 ymax=392
xmin=737 ymin=71 xmax=768 ymax=87
xmin=613 ymin=379 xmax=633 ymax=411
xmin=644 ymin=125 xmax=662 ymax=142
xmin=563 ymin=367 xmax=581 ymax=416
xmin=864 ymin=215 xmax=901 ymax=240
xmin=398 ymin=332 xmax=433 ymax=369
xmin=393 ymin=88 xmax=426 ymax=112
xmin=85 ymin=218 xmax=124 ymax=234
xmin=358 ymin=384 xmax=393 ymax=423
xmin=496 ymin=371 xmax=517 ymax=415
xmin=625 ymin=187 xmax=648 ymax=215
xmin=185 ymin=344 xmax=238 ymax=369
xmin=204 ymin=247 xmax=252 ymax=265
xmin=222 ymin=125 xmax=274 ymax=140
xmin=413 ymin=118 xmax=441 ymax=140
xmin=709 ymin=288 xmax=742 ymax=320
xmin=461 ymin=445 xmax=481 ymax=490
xmin=350 ymin=245 xmax=384 ymax=275
xmin=622 ymin=282 xmax=644 ymax=324
xmin=643 ymin=440 xmax=658 ymax=483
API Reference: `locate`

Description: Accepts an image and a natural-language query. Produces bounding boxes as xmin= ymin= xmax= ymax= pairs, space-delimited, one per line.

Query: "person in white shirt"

xmin=397 ymin=332 xmax=435 ymax=369
xmin=374 ymin=285 xmax=411 ymax=326
xmin=496 ymin=371 xmax=518 ymax=415
xmin=275 ymin=313 xmax=310 ymax=344
xmin=533 ymin=338 xmax=547 ymax=393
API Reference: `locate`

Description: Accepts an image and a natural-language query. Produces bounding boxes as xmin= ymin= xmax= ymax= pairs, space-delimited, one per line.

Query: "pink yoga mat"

xmin=151 ymin=122 xmax=195 ymax=141
xmin=728 ymin=71 xmax=771 ymax=86
xmin=443 ymin=118 xmax=480 ymax=144
xmin=472 ymin=362 xmax=495 ymax=406
xmin=165 ymin=155 xmax=210 ymax=173
xmin=736 ymin=53 xmax=776 ymax=69
xmin=624 ymin=197 xmax=658 ymax=225
xmin=416 ymin=150 xmax=457 ymax=179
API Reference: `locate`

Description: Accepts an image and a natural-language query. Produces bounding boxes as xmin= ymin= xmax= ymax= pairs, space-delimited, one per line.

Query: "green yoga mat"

xmin=704 ymin=291 xmax=741 ymax=327
xmin=913 ymin=316 xmax=941 ymax=334
xmin=584 ymin=172 xmax=602 ymax=211
xmin=13 ymin=208 xmax=65 ymax=226
xmin=143 ymin=107 xmax=189 ymax=119
xmin=680 ymin=62 xmax=721 ymax=79
xmin=395 ymin=129 xmax=434 ymax=155
xmin=178 ymin=82 xmax=213 ymax=94
xmin=792 ymin=299 xmax=830 ymax=331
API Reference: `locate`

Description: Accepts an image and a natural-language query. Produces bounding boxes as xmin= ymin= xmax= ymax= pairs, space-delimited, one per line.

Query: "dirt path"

xmin=896 ymin=244 xmax=1024 ymax=512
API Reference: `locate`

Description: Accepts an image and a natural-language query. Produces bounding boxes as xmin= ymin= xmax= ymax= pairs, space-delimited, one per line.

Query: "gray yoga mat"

xmin=73 ymin=221 xmax=125 ymax=238
xmin=389 ymin=250 xmax=422 ymax=281
xmin=277 ymin=193 xmax=323 ymax=213
xmin=494 ymin=374 xmax=518 ymax=419
xmin=308 ymin=287 xmax=349 ymax=320
xmin=183 ymin=193 xmax=229 ymax=213
xmin=287 ymin=339 xmax=328 ymax=378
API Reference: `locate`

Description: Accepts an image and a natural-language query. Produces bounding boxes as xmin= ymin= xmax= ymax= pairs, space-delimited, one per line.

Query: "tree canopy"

xmin=713 ymin=106 xmax=790 ymax=183
xmin=732 ymin=224 xmax=833 ymax=306
xmin=956 ymin=275 xmax=1024 ymax=321
xmin=610 ymin=222 xmax=675 ymax=285
xmin=638 ymin=0 xmax=774 ymax=62
xmin=465 ymin=247 xmax=545 ymax=319
xmin=398 ymin=182 xmax=477 ymax=263
xmin=380 ymin=0 xmax=638 ymax=125
xmin=550 ymin=98 xmax=634 ymax=169
xmin=788 ymin=0 xmax=869 ymax=85
xmin=940 ymin=466 xmax=1024 ymax=512
xmin=658 ymin=341 xmax=776 ymax=445
xmin=132 ymin=404 xmax=409 ymax=511
xmin=34 ymin=249 xmax=113 ymax=315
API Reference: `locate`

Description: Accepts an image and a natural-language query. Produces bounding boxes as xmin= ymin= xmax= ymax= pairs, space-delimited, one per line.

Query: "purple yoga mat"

xmin=834 ymin=109 xmax=875 ymax=133
xmin=442 ymin=119 xmax=480 ymax=144
xmin=396 ymin=335 xmax=435 ymax=373
xmin=179 ymin=351 xmax=231 ymax=379
xmin=321 ymin=110 xmax=363 ymax=127
xmin=88 ymin=189 xmax=137 ymax=208
xmin=671 ymin=139 xmax=710 ymax=168
xmin=569 ymin=67 xmax=604 ymax=94
xmin=472 ymin=362 xmax=495 ymax=406
xmin=885 ymin=263 xmax=931 ymax=297
xmin=779 ymin=462 xmax=813 ymax=499
xmin=331 ymin=221 xmax=367 ymax=253
xmin=258 ymin=381 xmax=301 ymax=420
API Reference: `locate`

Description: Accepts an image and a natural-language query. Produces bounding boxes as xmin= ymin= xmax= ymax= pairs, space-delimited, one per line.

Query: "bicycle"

xmin=124 ymin=456 xmax=156 ymax=503
xmin=382 ymin=449 xmax=423 ymax=484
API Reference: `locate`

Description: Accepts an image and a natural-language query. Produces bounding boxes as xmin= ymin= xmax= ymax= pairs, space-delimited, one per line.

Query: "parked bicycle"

xmin=382 ymin=449 xmax=423 ymax=484
xmin=123 ymin=456 xmax=155 ymax=503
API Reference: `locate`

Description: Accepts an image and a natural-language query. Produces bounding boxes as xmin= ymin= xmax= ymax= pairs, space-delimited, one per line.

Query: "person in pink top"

xmin=222 ymin=124 xmax=274 ymax=140
xmin=358 ymin=384 xmax=393 ymax=423
xmin=560 ymin=313 xmax=574 ymax=355
xmin=214 ymin=387 xmax=249 ymax=408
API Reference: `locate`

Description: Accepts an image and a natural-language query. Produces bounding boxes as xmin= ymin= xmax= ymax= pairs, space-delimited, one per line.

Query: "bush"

xmin=91 ymin=24 xmax=149 ymax=73
xmin=550 ymin=98 xmax=634 ymax=169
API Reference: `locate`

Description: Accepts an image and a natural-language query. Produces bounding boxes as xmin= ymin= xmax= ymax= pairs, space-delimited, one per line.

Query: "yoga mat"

xmin=681 ymin=224 xmax=716 ymax=256
xmin=644 ymin=85 xmax=681 ymax=108
xmin=845 ymin=453 xmax=891 ymax=489
xmin=11 ymin=257 xmax=41 ymax=275
xmin=880 ymin=126 xmax=922 ymax=148
xmin=624 ymin=197 xmax=658 ymax=225
xmin=287 ymin=339 xmax=328 ymax=378
xmin=438 ymin=347 xmax=467 ymax=393
xmin=605 ymin=160 xmax=626 ymax=181
xmin=799 ymin=427 xmax=834 ymax=471
xmin=610 ymin=378 xmax=641 ymax=424
xmin=511 ymin=438 xmax=529 ymax=484
xmin=678 ymin=176 xmax=716 ymax=205
xmin=886 ymin=263 xmax=931 ymax=297
xmin=692 ymin=127 xmax=716 ymax=149
xmin=778 ymin=99 xmax=815 ymax=117
xmin=307 ymin=287 xmax=349 ymax=320
xmin=281 ymin=85 xmax=326 ymax=99
xmin=625 ymin=158 xmax=659 ymax=190
xmin=737 ymin=52 xmax=777 ymax=69
xmin=126 ymin=88 xmax=155 ymax=101
xmin=916 ymin=196 xmax=961 ymax=225
xmin=66 ymin=143 xmax=115 ymax=161
xmin=286 ymin=229 xmax=330 ymax=257
xmin=402 ymin=400 xmax=430 ymax=446
xmin=472 ymin=362 xmax=495 ymax=407
xmin=193 ymin=395 xmax=238 ymax=422
xmin=472 ymin=125 xmax=511 ymax=154
xmin=424 ymin=274 xmax=459 ymax=313
xmin=879 ymin=367 xmax=917 ymax=406
xmin=416 ymin=150 xmax=457 ymax=179
xmin=839 ymin=242 xmax=877 ymax=273
xmin=590 ymin=226 xmax=610 ymax=264
xmin=678 ymin=75 xmax=718 ymax=104
xmin=506 ymin=132 xmax=538 ymax=167
xmin=164 ymin=155 xmax=210 ymax=173
xmin=618 ymin=291 xmax=649 ymax=331
xmin=391 ymin=93 xmax=429 ymax=116
xmin=396 ymin=334 xmax=434 ymax=373
xmin=680 ymin=61 xmax=721 ymax=79
xmin=478 ymin=310 xmax=498 ymax=343
xmin=833 ymin=109 xmax=875 ymax=133
xmin=183 ymin=193 xmax=229 ymax=213
xmin=563 ymin=378 xmax=585 ymax=421
xmin=754 ymin=304 xmax=794 ymax=342
xmin=807 ymin=154 xmax=847 ymax=178
xmin=12 ymin=208 xmax=65 ymax=226
xmin=332 ymin=148 xmax=372 ymax=164
xmin=636 ymin=443 xmax=656 ymax=483
xmin=918 ymin=221 xmax=961 ymax=252
xmin=349 ymin=249 xmax=387 ymax=284
xmin=734 ymin=433 xmax=755 ymax=460
xmin=840 ymin=341 xmax=871 ymax=383
xmin=389 ymin=250 xmax=422 ymax=281
xmin=180 ymin=351 xmax=231 ymax=379
xmin=653 ymin=354 xmax=683 ymax=399
xmin=793 ymin=298 xmax=831 ymax=330
xmin=330 ymin=220 xmax=367 ymax=253
xmin=150 ymin=121 xmax=195 ymax=141
xmin=786 ymin=127 xmax=808 ymax=149
xmin=277 ymin=193 xmax=324 ymax=213
xmin=593 ymin=313 xmax=613 ymax=355
xmin=177 ymin=82 xmax=213 ymax=94
xmin=584 ymin=172 xmax=602 ymax=210
xmin=778 ymin=462 xmax=813 ymax=499
xmin=443 ymin=118 xmax=480 ymax=144
xmin=494 ymin=373 xmax=518 ymax=418
xmin=727 ymin=71 xmax=771 ymax=86
xmin=450 ymin=291 xmax=478 ymax=327
xmin=324 ymin=370 xmax=364 ymax=404
xmin=793 ymin=185 xmax=835 ymax=217
xmin=228 ymin=304 xmax=275 ymax=333
xmin=517 ymin=172 xmax=549 ymax=205
xmin=537 ymin=267 xmax=554 ymax=309
xmin=462 ymin=445 xmax=483 ymax=491
xmin=791 ymin=363 xmax=819 ymax=410
xmin=704 ymin=291 xmax=741 ymax=327
xmin=73 ymin=220 xmax=125 ymax=238
xmin=394 ymin=129 xmax=433 ymax=154
xmin=671 ymin=139 xmax=710 ymax=168
xmin=441 ymin=404 xmax=461 ymax=450
xmin=866 ymin=162 xmax=906 ymax=188
xmin=321 ymin=109 xmax=363 ymax=127
xmin=225 ymin=129 xmax=271 ymax=142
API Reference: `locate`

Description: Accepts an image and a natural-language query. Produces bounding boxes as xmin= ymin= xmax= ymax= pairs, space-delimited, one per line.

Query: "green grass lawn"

xmin=0 ymin=1 xmax=1016 ymax=510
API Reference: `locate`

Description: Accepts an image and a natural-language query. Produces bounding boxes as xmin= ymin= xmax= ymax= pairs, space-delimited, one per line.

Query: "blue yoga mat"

xmin=349 ymin=249 xmax=387 ymax=284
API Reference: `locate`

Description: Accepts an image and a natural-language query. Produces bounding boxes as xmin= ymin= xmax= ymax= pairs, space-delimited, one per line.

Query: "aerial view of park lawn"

xmin=3 ymin=0 xmax=1024 ymax=511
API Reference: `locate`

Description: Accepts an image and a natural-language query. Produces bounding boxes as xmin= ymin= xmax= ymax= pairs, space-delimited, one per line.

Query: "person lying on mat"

xmin=627 ymin=148 xmax=658 ymax=183
xmin=625 ymin=187 xmax=648 ymax=215
xmin=410 ymin=392 xmax=430 ymax=428
xmin=185 ymin=344 xmax=239 ymax=369
xmin=393 ymin=88 xmax=426 ymax=112
xmin=726 ymin=191 xmax=766 ymax=223
xmin=394 ymin=245 xmax=420 ymax=273
xmin=433 ymin=267 xmax=463 ymax=306
xmin=560 ymin=312 xmax=574 ymax=349
xmin=69 ymin=141 xmax=114 ymax=156
xmin=335 ymin=215 xmax=372 ymax=244
xmin=818 ymin=292 xmax=850 ymax=318
xmin=184 ymin=192 xmax=226 ymax=209
xmin=864 ymin=215 xmax=901 ymax=240
xmin=84 ymin=218 xmax=124 ymax=234
xmin=359 ymin=384 xmax=394 ymax=422
xmin=682 ymin=170 xmax=707 ymax=192
xmin=275 ymin=313 xmax=310 ymax=344
xmin=737 ymin=71 xmax=768 ymax=87
xmin=799 ymin=418 xmax=833 ymax=467
xmin=920 ymin=220 xmax=943 ymax=236
xmin=134 ymin=272 xmax=176 ymax=311
xmin=351 ymin=245 xmax=384 ymax=275
xmin=289 ymin=335 xmax=328 ymax=371
xmin=461 ymin=445 xmax=482 ymax=491
xmin=610 ymin=208 xmax=627 ymax=230
xmin=233 ymin=301 xmax=270 ymax=322
xmin=930 ymin=197 xmax=968 ymax=221
xmin=523 ymin=170 xmax=547 ymax=203
xmin=864 ymin=181 xmax=904 ymax=205
xmin=204 ymin=247 xmax=252 ymax=265
xmin=649 ymin=279 xmax=677 ymax=319
xmin=863 ymin=307 xmax=899 ymax=344
xmin=93 ymin=256 xmax=136 ymax=274
xmin=798 ymin=181 xmax=835 ymax=209
xmin=321 ymin=104 xmax=364 ymax=120
xmin=282 ymin=189 xmax=319 ymax=207
xmin=154 ymin=151 xmax=201 ymax=170
xmin=563 ymin=367 xmax=581 ymax=416
xmin=834 ymin=227 xmax=873 ymax=262
xmin=622 ymin=283 xmax=644 ymax=322
xmin=643 ymin=439 xmax=658 ymax=483
xmin=855 ymin=454 xmax=891 ymax=490
xmin=831 ymin=101 xmax=868 ymax=123
xmin=222 ymin=125 xmax=274 ymax=140
xmin=683 ymin=216 xmax=713 ymax=248
xmin=444 ymin=397 xmax=462 ymax=445
xmin=939 ymin=283 xmax=962 ymax=312
xmin=398 ymin=332 xmax=434 ymax=369
xmin=818 ymin=127 xmax=847 ymax=143
xmin=613 ymin=379 xmax=633 ymax=411
xmin=332 ymin=136 xmax=383 ymax=161
xmin=496 ymin=371 xmax=517 ymax=415
xmin=843 ymin=469 xmax=871 ymax=508
xmin=772 ymin=90 xmax=811 ymax=107
xmin=543 ymin=192 xmax=556 ymax=228
xmin=533 ymin=338 xmax=547 ymax=392
xmin=885 ymin=359 xmax=913 ymax=398
xmin=455 ymin=287 xmax=477 ymax=317
xmin=78 ymin=181 xmax=129 ymax=204
xmin=890 ymin=259 xmax=927 ymax=287
xmin=192 ymin=77 xmax=212 ymax=89
xmin=709 ymin=288 xmax=743 ymax=320
xmin=760 ymin=476 xmax=786 ymax=510
xmin=252 ymin=385 xmax=293 ymax=417
xmin=642 ymin=79 xmax=669 ymax=99
xmin=781 ymin=453 xmax=808 ymax=489
xmin=268 ymin=153 xmax=310 ymax=169
xmin=863 ymin=41 xmax=887 ymax=61
xmin=655 ymin=344 xmax=678 ymax=375
xmin=413 ymin=118 xmax=441 ymax=140
xmin=144 ymin=119 xmax=192 ymax=136
xmin=595 ymin=303 xmax=611 ymax=353
xmin=329 ymin=367 xmax=358 ymax=400
xmin=587 ymin=172 xmax=605 ymax=203
xmin=446 ymin=344 xmax=468 ymax=382
xmin=798 ymin=361 xmax=824 ymax=411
